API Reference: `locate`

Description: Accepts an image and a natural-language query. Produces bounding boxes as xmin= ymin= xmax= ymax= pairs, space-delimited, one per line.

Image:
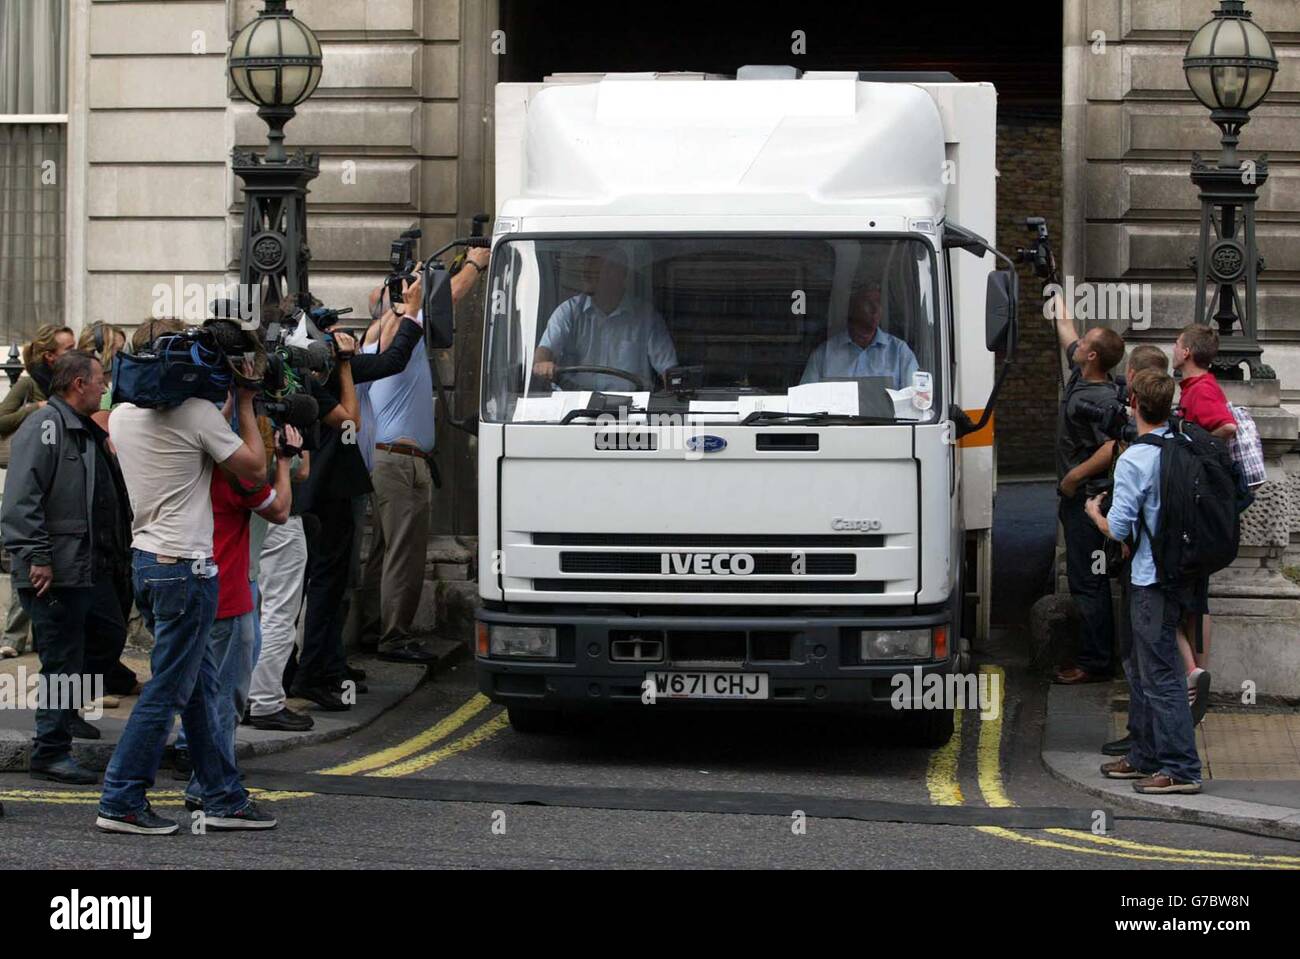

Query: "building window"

xmin=0 ymin=0 xmax=69 ymax=348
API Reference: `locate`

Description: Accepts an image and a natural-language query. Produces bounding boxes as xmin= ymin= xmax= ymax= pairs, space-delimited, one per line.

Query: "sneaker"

xmin=1188 ymin=668 xmax=1212 ymax=726
xmin=248 ymin=706 xmax=314 ymax=732
xmin=204 ymin=799 xmax=277 ymax=831
xmin=1100 ymin=757 xmax=1151 ymax=780
xmin=171 ymin=748 xmax=192 ymax=781
xmin=68 ymin=713 xmax=102 ymax=740
xmin=1134 ymin=773 xmax=1201 ymax=795
xmin=96 ymin=802 xmax=179 ymax=835
xmin=30 ymin=755 xmax=99 ymax=785
xmin=184 ymin=796 xmax=203 ymax=813
xmin=0 ymin=645 xmax=18 ymax=659
xmin=1101 ymin=734 xmax=1133 ymax=756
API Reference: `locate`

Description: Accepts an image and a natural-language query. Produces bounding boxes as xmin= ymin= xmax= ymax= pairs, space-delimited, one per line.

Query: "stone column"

xmin=1208 ymin=380 xmax=1300 ymax=699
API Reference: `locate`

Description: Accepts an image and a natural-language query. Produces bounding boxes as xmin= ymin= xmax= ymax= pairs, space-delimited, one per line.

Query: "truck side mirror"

xmin=423 ymin=263 xmax=455 ymax=350
xmin=985 ymin=269 xmax=1018 ymax=356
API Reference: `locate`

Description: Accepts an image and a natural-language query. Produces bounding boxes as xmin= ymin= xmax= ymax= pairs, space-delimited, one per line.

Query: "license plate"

xmin=646 ymin=671 xmax=770 ymax=700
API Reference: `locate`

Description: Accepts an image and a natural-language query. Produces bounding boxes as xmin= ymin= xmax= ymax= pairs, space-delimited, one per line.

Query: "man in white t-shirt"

xmin=96 ymin=377 xmax=274 ymax=836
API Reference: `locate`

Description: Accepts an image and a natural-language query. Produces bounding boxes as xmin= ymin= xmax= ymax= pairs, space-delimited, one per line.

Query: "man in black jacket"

xmin=1 ymin=352 xmax=133 ymax=784
xmin=290 ymin=276 xmax=426 ymax=710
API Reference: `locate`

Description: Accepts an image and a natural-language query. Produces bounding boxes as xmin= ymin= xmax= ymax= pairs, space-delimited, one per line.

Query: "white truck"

xmin=473 ymin=68 xmax=1022 ymax=745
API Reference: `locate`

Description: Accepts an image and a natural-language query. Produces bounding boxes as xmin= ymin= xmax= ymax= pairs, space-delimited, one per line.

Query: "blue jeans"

xmin=177 ymin=585 xmax=261 ymax=804
xmin=1126 ymin=584 xmax=1202 ymax=784
xmin=99 ymin=551 xmax=248 ymax=818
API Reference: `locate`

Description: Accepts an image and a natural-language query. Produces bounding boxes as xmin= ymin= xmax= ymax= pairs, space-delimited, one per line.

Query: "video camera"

xmin=113 ymin=298 xmax=361 ymax=450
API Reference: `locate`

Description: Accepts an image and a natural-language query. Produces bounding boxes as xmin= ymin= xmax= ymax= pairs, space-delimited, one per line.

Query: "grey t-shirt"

xmin=109 ymin=399 xmax=244 ymax=558
xmin=1056 ymin=343 xmax=1119 ymax=483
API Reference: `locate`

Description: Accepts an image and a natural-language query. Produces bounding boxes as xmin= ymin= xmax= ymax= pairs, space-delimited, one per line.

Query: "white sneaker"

xmin=0 ymin=646 xmax=18 ymax=659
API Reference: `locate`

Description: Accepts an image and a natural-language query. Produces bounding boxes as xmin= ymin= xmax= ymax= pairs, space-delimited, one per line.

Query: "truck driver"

xmin=532 ymin=248 xmax=678 ymax=392
xmin=800 ymin=283 xmax=919 ymax=389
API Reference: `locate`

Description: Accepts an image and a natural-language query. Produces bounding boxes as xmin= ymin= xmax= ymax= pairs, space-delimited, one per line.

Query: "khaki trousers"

xmin=361 ymin=448 xmax=432 ymax=650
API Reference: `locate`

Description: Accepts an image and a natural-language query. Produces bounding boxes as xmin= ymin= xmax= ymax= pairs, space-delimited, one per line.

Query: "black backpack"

xmin=1134 ymin=420 xmax=1253 ymax=588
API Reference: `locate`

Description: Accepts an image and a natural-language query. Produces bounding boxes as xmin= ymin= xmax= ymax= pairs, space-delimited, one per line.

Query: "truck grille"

xmin=533 ymin=578 xmax=884 ymax=594
xmin=533 ymin=533 xmax=884 ymax=548
xmin=559 ymin=552 xmax=856 ymax=575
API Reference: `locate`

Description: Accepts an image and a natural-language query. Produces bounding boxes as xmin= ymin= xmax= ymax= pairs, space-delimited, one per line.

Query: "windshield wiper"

xmin=740 ymin=410 xmax=908 ymax=426
xmin=560 ymin=406 xmax=648 ymax=425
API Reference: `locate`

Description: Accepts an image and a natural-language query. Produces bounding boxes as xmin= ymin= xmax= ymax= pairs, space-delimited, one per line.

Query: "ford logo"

xmin=686 ymin=435 xmax=727 ymax=454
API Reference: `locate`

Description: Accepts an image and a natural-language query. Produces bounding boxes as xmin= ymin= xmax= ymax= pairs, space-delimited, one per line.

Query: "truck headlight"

xmin=859 ymin=628 xmax=932 ymax=660
xmin=489 ymin=626 xmax=557 ymax=659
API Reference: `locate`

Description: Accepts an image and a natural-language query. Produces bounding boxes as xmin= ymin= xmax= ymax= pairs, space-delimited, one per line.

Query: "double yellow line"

xmin=315 ymin=693 xmax=508 ymax=778
xmin=927 ymin=666 xmax=1300 ymax=869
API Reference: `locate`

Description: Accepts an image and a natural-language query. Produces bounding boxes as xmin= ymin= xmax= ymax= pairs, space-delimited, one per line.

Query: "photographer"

xmin=1052 ymin=292 xmax=1125 ymax=686
xmin=357 ymin=248 xmax=489 ymax=663
xmin=289 ymin=275 xmax=427 ymax=711
xmin=96 ymin=351 xmax=274 ymax=835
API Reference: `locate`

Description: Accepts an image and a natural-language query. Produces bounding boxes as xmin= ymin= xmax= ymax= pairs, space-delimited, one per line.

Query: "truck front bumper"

xmin=475 ymin=607 xmax=961 ymax=713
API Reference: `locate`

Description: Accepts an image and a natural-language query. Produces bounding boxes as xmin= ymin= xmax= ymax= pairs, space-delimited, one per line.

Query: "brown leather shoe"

xmin=1134 ymin=774 xmax=1201 ymax=795
xmin=1054 ymin=666 xmax=1110 ymax=685
xmin=1100 ymin=757 xmax=1149 ymax=779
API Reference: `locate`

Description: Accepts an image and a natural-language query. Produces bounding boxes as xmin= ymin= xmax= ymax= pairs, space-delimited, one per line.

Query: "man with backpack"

xmin=1086 ymin=370 xmax=1202 ymax=794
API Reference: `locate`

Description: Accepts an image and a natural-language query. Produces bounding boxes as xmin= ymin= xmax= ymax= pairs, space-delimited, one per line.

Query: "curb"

xmin=0 ymin=640 xmax=466 ymax=774
xmin=1041 ymin=683 xmax=1300 ymax=842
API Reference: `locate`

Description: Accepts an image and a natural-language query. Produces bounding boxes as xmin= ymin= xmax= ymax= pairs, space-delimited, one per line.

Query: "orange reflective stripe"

xmin=958 ymin=409 xmax=995 ymax=448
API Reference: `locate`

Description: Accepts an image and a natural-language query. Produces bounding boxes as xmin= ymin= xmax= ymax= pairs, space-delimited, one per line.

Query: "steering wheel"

xmin=552 ymin=365 xmax=648 ymax=393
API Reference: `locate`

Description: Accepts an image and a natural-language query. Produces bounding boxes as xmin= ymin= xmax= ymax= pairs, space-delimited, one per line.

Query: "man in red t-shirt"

xmin=175 ymin=420 xmax=297 ymax=806
xmin=1171 ymin=323 xmax=1237 ymax=723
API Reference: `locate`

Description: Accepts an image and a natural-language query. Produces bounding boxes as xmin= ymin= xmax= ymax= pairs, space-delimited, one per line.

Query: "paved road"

xmin=3 ymin=636 xmax=1298 ymax=870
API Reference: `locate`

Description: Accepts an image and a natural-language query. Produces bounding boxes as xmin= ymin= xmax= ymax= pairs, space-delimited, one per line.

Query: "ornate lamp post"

xmin=228 ymin=1 xmax=324 ymax=313
xmin=1184 ymin=0 xmax=1278 ymax=379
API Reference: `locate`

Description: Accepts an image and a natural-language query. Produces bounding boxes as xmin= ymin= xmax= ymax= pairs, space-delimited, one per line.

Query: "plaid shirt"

xmin=1228 ymin=405 xmax=1267 ymax=488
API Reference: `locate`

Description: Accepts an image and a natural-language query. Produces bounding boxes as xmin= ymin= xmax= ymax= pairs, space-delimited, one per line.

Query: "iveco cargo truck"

xmin=473 ymin=68 xmax=1022 ymax=745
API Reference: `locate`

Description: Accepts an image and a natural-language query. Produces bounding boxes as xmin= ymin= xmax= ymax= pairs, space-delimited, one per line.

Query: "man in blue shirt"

xmin=800 ymin=284 xmax=919 ymax=389
xmin=533 ymin=250 xmax=678 ymax=393
xmin=356 ymin=248 xmax=489 ymax=664
xmin=1086 ymin=369 xmax=1202 ymax=795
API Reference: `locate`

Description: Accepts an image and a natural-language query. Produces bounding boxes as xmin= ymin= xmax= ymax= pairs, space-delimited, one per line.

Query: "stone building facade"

xmin=5 ymin=0 xmax=1300 ymax=520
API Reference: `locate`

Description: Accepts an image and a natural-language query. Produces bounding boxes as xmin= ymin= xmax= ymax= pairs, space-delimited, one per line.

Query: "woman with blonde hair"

xmin=0 ymin=324 xmax=75 ymax=659
xmin=78 ymin=322 xmax=127 ymax=429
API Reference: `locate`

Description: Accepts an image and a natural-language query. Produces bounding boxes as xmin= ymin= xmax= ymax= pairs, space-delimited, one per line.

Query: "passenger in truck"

xmin=799 ymin=283 xmax=919 ymax=390
xmin=532 ymin=250 xmax=678 ymax=392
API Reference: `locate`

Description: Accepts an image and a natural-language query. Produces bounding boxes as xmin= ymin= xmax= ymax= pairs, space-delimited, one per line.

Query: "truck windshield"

xmin=482 ymin=236 xmax=941 ymax=424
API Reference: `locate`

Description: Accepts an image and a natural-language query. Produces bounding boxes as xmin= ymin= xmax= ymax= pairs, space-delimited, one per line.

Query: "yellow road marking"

xmin=925 ymin=705 xmax=965 ymax=807
xmin=968 ymin=665 xmax=1300 ymax=869
xmin=316 ymin=693 xmax=492 ymax=776
xmin=369 ymin=711 xmax=510 ymax=778
xmin=975 ymin=667 xmax=1012 ymax=809
xmin=0 ymin=788 xmax=316 ymax=806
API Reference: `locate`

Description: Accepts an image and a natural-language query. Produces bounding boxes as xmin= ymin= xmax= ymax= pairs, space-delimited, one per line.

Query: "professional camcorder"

xmin=112 ymin=298 xmax=358 ymax=443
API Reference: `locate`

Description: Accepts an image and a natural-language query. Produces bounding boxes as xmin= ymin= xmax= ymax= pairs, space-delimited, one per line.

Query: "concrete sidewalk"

xmin=0 ymin=641 xmax=463 ymax=773
xmin=1042 ymin=681 xmax=1300 ymax=841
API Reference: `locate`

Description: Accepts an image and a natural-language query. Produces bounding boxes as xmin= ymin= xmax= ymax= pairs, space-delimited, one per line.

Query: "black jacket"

xmin=0 ymin=395 xmax=132 ymax=589
xmin=294 ymin=317 xmax=425 ymax=512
